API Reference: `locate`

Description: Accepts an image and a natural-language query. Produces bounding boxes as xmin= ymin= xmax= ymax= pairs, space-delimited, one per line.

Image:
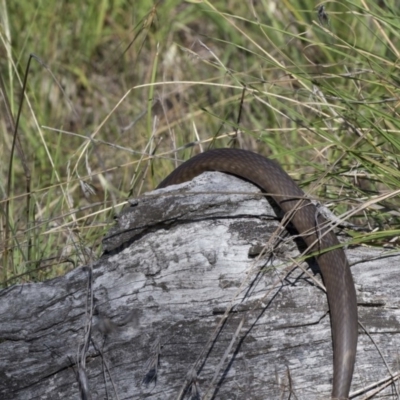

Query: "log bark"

xmin=0 ymin=172 xmax=399 ymax=400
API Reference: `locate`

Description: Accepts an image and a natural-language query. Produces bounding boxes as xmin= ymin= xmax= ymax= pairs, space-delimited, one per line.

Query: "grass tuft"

xmin=1 ymin=0 xmax=400 ymax=285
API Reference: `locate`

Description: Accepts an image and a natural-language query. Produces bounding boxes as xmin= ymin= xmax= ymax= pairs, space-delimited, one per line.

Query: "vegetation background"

xmin=1 ymin=0 xmax=400 ymax=286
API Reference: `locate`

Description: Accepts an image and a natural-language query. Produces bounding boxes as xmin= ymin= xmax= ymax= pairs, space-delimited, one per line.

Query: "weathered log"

xmin=0 ymin=172 xmax=399 ymax=399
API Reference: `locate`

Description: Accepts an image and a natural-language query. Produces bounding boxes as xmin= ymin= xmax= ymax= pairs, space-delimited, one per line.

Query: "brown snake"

xmin=157 ymin=148 xmax=358 ymax=399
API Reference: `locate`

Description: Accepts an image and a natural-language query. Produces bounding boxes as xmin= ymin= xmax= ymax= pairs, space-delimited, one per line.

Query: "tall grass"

xmin=1 ymin=0 xmax=400 ymax=286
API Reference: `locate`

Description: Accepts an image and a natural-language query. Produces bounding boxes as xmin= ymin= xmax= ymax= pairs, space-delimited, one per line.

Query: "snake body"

xmin=157 ymin=148 xmax=357 ymax=399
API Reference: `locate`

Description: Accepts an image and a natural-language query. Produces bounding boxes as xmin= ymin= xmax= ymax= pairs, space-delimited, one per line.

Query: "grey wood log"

xmin=0 ymin=172 xmax=399 ymax=400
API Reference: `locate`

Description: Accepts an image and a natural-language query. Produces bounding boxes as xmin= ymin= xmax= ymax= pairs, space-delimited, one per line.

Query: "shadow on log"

xmin=0 ymin=172 xmax=399 ymax=399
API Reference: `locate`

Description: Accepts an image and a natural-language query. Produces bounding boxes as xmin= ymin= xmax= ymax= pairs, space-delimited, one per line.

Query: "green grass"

xmin=1 ymin=0 xmax=400 ymax=286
